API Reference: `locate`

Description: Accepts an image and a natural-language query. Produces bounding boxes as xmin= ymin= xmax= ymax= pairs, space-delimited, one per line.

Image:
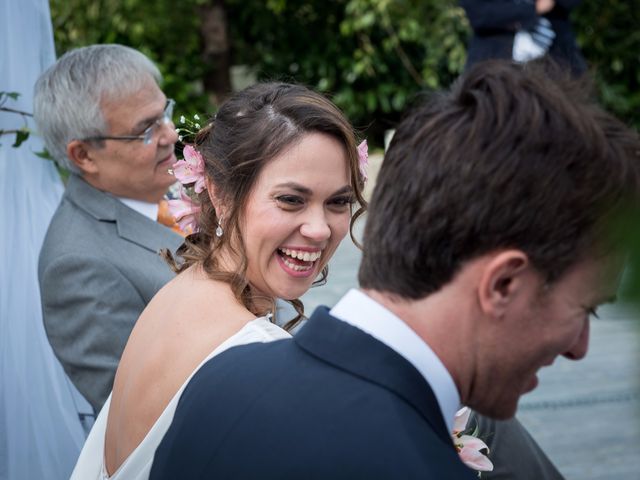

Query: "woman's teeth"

xmin=283 ymin=259 xmax=311 ymax=271
xmin=279 ymin=248 xmax=322 ymax=262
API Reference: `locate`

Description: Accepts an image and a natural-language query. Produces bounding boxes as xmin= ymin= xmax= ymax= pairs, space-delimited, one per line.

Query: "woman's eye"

xmin=587 ymin=307 xmax=600 ymax=319
xmin=275 ymin=195 xmax=304 ymax=206
xmin=329 ymin=196 xmax=354 ymax=207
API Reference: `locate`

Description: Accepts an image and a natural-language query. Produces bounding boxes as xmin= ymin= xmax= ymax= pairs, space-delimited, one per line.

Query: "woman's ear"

xmin=205 ymin=176 xmax=226 ymax=220
xmin=477 ymin=250 xmax=532 ymax=319
xmin=67 ymin=140 xmax=98 ymax=174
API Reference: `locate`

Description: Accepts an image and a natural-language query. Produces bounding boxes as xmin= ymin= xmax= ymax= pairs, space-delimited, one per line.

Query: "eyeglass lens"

xmin=143 ymin=99 xmax=175 ymax=144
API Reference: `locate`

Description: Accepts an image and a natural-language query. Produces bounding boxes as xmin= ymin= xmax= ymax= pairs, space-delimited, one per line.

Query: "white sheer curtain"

xmin=0 ymin=0 xmax=90 ymax=478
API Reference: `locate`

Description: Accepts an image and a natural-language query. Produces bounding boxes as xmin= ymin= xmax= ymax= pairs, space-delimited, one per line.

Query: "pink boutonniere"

xmin=452 ymin=407 xmax=494 ymax=476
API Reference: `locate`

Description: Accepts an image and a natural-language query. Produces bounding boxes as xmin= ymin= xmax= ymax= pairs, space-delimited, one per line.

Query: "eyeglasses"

xmin=82 ymin=98 xmax=175 ymax=145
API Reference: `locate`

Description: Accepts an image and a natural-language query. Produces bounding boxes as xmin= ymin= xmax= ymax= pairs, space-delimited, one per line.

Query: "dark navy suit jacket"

xmin=460 ymin=0 xmax=586 ymax=75
xmin=150 ymin=307 xmax=476 ymax=479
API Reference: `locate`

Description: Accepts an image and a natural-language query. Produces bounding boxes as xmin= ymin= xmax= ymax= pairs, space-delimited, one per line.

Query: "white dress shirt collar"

xmin=330 ymin=288 xmax=460 ymax=432
xmin=117 ymin=197 xmax=159 ymax=221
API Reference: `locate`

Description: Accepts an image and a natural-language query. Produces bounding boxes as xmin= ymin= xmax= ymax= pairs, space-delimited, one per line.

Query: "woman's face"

xmin=241 ymin=132 xmax=353 ymax=300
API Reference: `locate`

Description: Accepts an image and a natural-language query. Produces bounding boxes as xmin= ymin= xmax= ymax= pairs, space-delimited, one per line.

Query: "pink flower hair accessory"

xmin=167 ymin=144 xmax=207 ymax=234
xmin=357 ymin=139 xmax=369 ymax=182
xmin=172 ymin=145 xmax=206 ymax=193
xmin=167 ymin=185 xmax=201 ymax=234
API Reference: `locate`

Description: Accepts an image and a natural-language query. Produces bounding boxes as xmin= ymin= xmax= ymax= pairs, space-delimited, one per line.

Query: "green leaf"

xmin=12 ymin=129 xmax=29 ymax=148
xmin=0 ymin=91 xmax=21 ymax=101
xmin=34 ymin=149 xmax=55 ymax=161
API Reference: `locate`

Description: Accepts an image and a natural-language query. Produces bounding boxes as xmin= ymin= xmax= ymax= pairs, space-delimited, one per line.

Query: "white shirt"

xmin=117 ymin=197 xmax=159 ymax=221
xmin=330 ymin=288 xmax=460 ymax=432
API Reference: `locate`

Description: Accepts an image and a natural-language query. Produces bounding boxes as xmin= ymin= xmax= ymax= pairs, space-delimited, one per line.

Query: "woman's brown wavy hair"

xmin=164 ymin=82 xmax=367 ymax=330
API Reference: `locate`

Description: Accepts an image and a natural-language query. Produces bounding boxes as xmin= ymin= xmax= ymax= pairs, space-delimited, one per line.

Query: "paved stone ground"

xmin=301 ymin=153 xmax=640 ymax=479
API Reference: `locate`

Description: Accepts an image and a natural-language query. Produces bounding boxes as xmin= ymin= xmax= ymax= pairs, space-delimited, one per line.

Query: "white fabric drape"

xmin=0 ymin=0 xmax=90 ymax=478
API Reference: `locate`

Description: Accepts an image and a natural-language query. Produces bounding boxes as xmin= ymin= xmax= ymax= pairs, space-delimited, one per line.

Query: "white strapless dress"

xmin=70 ymin=317 xmax=290 ymax=480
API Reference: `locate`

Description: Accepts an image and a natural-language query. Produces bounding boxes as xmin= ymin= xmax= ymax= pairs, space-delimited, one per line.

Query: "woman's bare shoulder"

xmin=105 ymin=266 xmax=254 ymax=472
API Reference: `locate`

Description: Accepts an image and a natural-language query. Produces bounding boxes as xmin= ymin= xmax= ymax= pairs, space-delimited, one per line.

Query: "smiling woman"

xmin=242 ymin=132 xmax=354 ymax=300
xmin=69 ymin=82 xmax=367 ymax=480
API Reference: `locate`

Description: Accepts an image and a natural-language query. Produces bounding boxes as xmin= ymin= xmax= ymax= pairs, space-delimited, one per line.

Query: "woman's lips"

xmin=275 ymin=248 xmax=321 ymax=278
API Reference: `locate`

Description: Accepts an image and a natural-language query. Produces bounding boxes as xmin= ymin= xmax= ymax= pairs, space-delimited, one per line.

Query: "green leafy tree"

xmin=50 ymin=0 xmax=226 ymax=117
xmin=48 ymin=0 xmax=638 ymax=140
xmin=573 ymin=0 xmax=640 ymax=128
xmin=227 ymin=0 xmax=468 ymax=140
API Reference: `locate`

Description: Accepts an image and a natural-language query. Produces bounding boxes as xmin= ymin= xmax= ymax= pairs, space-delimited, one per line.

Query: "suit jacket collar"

xmin=65 ymin=174 xmax=182 ymax=253
xmin=295 ymin=308 xmax=452 ymax=444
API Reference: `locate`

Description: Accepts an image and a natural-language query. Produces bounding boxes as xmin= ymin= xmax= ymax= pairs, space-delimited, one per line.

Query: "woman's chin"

xmin=277 ymin=282 xmax=314 ymax=302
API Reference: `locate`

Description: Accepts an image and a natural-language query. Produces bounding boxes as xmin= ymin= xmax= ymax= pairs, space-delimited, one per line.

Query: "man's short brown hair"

xmin=359 ymin=60 xmax=640 ymax=298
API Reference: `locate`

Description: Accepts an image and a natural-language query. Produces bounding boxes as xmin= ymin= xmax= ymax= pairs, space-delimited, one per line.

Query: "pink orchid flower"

xmin=452 ymin=407 xmax=494 ymax=474
xmin=172 ymin=145 xmax=206 ymax=193
xmin=453 ymin=406 xmax=473 ymax=434
xmin=457 ymin=435 xmax=495 ymax=472
xmin=167 ymin=186 xmax=201 ymax=234
xmin=357 ymin=139 xmax=369 ymax=182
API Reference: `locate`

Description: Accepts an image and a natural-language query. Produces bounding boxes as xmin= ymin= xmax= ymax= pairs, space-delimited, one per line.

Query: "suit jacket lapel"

xmin=65 ymin=174 xmax=117 ymax=221
xmin=65 ymin=174 xmax=183 ymax=253
xmin=295 ymin=308 xmax=453 ymax=444
xmin=114 ymin=203 xmax=182 ymax=253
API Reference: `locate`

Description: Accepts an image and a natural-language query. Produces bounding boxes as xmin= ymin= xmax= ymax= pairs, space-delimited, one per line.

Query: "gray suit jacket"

xmin=475 ymin=414 xmax=564 ymax=479
xmin=39 ymin=174 xmax=183 ymax=413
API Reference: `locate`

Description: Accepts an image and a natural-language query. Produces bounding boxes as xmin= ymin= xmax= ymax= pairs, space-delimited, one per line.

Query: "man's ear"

xmin=477 ymin=250 xmax=531 ymax=319
xmin=67 ymin=140 xmax=99 ymax=175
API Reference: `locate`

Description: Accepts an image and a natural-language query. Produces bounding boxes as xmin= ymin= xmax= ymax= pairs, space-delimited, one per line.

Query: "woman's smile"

xmin=276 ymin=247 xmax=323 ymax=277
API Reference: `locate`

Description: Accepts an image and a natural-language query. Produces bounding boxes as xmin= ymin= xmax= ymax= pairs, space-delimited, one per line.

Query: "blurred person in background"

xmin=460 ymin=0 xmax=586 ymax=76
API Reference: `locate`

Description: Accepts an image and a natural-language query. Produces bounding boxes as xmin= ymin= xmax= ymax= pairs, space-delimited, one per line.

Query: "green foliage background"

xmin=45 ymin=0 xmax=640 ymax=300
xmin=50 ymin=0 xmax=640 ymax=145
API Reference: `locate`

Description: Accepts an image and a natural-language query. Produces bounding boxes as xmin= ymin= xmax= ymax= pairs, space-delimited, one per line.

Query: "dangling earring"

xmin=215 ymin=217 xmax=224 ymax=237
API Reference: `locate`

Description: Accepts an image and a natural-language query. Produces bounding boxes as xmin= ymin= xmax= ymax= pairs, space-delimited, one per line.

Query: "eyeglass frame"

xmin=80 ymin=98 xmax=175 ymax=145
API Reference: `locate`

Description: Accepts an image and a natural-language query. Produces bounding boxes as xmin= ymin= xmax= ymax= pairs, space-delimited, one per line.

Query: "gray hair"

xmin=33 ymin=44 xmax=162 ymax=172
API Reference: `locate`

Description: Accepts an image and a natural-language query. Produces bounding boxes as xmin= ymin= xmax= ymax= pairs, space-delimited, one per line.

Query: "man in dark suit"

xmin=460 ymin=0 xmax=586 ymax=75
xmin=151 ymin=60 xmax=639 ymax=479
xmin=34 ymin=45 xmax=183 ymax=413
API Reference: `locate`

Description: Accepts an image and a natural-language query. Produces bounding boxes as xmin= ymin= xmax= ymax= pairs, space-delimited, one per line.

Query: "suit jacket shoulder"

xmin=151 ymin=309 xmax=476 ymax=479
xmin=38 ymin=175 xmax=183 ymax=411
xmin=40 ymin=174 xmax=183 ymax=305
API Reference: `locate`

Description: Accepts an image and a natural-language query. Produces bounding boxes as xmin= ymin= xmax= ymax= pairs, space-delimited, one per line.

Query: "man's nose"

xmin=158 ymin=120 xmax=178 ymax=145
xmin=562 ymin=319 xmax=590 ymax=361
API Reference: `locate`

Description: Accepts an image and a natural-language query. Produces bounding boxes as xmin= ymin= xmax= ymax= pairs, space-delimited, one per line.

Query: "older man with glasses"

xmin=34 ymin=44 xmax=183 ymax=414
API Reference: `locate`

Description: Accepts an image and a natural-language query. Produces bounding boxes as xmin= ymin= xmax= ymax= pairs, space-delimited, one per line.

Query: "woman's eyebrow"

xmin=273 ymin=182 xmax=312 ymax=195
xmin=273 ymin=183 xmax=353 ymax=196
xmin=331 ymin=185 xmax=353 ymax=196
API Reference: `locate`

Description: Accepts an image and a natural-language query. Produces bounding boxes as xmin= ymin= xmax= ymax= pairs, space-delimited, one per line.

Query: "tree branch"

xmin=0 ymin=106 xmax=33 ymax=117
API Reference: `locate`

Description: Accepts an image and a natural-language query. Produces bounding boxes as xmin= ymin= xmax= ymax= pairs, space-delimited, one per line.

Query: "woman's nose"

xmin=300 ymin=210 xmax=331 ymax=242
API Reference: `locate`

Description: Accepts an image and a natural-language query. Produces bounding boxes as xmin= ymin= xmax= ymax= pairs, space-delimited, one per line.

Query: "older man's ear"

xmin=67 ymin=139 xmax=98 ymax=175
